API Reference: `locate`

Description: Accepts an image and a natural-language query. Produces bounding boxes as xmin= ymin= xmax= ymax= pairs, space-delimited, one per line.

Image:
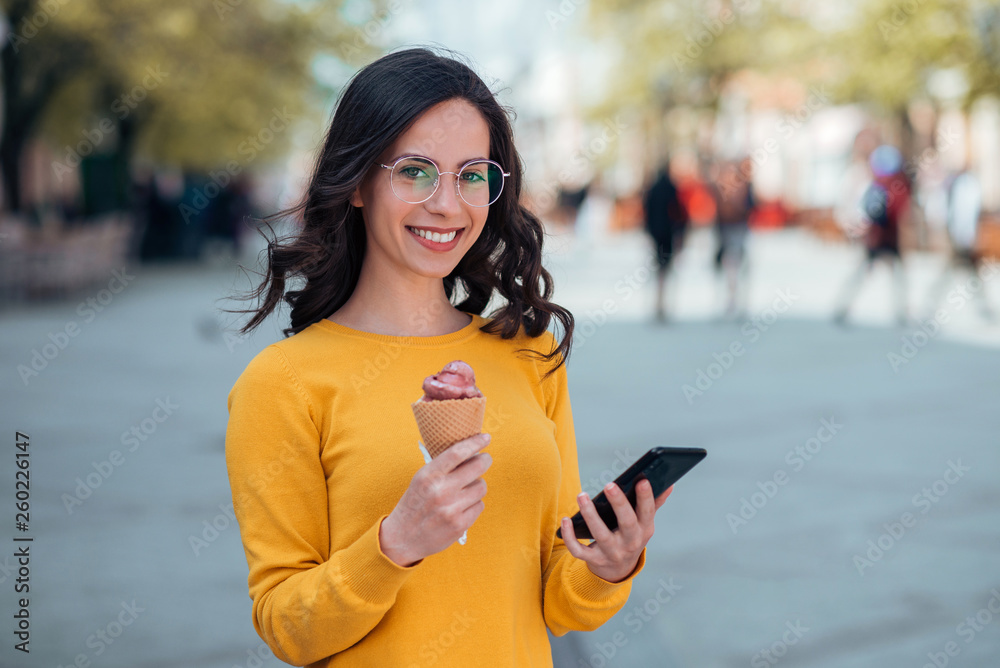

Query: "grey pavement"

xmin=0 ymin=227 xmax=998 ymax=668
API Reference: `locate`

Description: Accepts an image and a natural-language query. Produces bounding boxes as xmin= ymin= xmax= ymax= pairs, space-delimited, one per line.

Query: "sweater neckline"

xmin=313 ymin=312 xmax=486 ymax=348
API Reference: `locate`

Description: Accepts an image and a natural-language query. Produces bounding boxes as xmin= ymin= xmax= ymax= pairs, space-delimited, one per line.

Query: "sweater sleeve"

xmin=538 ymin=346 xmax=647 ymax=637
xmin=225 ymin=345 xmax=420 ymax=666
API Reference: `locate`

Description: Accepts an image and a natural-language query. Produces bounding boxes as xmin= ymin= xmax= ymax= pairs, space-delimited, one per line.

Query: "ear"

xmin=350 ymin=186 xmax=364 ymax=208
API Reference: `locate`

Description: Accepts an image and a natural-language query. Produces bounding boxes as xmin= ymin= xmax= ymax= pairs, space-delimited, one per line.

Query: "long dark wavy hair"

xmin=231 ymin=47 xmax=574 ymax=379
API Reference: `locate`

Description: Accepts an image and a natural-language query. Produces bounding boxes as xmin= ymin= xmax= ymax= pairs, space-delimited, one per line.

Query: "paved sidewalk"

xmin=0 ymin=228 xmax=997 ymax=667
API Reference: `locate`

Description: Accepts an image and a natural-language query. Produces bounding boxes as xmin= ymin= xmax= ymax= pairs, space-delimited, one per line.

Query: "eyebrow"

xmin=391 ymin=153 xmax=489 ymax=169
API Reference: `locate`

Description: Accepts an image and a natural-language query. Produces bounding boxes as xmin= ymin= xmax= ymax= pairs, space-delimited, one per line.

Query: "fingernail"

xmin=481 ymin=433 xmax=491 ymax=443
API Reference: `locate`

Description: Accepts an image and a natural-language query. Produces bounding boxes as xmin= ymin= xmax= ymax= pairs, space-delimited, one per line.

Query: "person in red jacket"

xmin=833 ymin=145 xmax=910 ymax=326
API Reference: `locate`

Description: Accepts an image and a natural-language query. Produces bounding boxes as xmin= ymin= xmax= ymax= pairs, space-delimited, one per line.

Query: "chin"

xmin=413 ymin=261 xmax=461 ymax=279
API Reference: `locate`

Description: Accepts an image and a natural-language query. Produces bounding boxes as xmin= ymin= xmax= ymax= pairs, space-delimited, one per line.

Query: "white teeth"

xmin=409 ymin=228 xmax=457 ymax=243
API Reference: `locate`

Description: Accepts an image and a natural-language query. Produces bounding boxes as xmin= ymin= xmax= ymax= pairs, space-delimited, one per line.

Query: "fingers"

xmin=460 ymin=482 xmax=487 ymax=515
xmin=414 ymin=434 xmax=489 ymax=503
xmin=635 ymin=479 xmax=656 ymax=528
xmin=400 ymin=433 xmax=494 ymax=557
xmin=560 ymin=482 xmax=664 ymax=582
xmin=575 ymin=490 xmax=615 ymax=543
xmin=452 ymin=447 xmax=492 ymax=484
xmin=560 ymin=516 xmax=589 ymax=556
xmin=460 ymin=475 xmax=488 ymax=500
xmin=449 ymin=477 xmax=487 ymax=542
xmin=438 ymin=433 xmax=490 ymax=473
xmin=427 ymin=434 xmax=491 ymax=518
xmin=605 ymin=482 xmax=641 ymax=535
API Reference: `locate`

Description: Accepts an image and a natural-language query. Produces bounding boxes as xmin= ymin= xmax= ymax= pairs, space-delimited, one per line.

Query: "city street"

xmin=1 ymin=225 xmax=998 ymax=667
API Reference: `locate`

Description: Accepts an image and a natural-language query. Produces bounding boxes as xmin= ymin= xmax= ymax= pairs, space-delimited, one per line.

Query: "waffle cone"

xmin=411 ymin=396 xmax=487 ymax=458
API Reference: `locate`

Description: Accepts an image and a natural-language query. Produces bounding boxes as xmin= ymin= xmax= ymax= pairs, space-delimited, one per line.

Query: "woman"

xmin=225 ymin=48 xmax=673 ymax=667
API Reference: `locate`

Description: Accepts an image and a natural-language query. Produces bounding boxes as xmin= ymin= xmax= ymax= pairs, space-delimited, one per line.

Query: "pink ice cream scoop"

xmin=420 ymin=361 xmax=483 ymax=401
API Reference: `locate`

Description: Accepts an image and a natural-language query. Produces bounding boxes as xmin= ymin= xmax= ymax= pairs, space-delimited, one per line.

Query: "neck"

xmin=330 ymin=256 xmax=470 ymax=337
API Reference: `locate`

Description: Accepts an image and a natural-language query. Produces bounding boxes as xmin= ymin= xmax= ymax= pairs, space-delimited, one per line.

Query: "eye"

xmin=399 ymin=166 xmax=430 ymax=179
xmin=461 ymin=169 xmax=486 ymax=183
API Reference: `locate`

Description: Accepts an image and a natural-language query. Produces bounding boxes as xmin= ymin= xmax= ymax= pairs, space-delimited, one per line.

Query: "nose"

xmin=424 ymin=171 xmax=463 ymax=215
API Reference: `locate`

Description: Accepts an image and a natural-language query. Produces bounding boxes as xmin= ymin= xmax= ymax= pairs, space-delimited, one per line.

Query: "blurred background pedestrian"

xmin=923 ymin=163 xmax=996 ymax=320
xmin=642 ymin=158 xmax=689 ymax=322
xmin=833 ymin=144 xmax=911 ymax=326
xmin=708 ymin=158 xmax=755 ymax=318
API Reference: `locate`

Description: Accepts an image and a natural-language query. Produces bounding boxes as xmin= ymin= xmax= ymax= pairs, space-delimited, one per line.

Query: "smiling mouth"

xmin=406 ymin=226 xmax=461 ymax=243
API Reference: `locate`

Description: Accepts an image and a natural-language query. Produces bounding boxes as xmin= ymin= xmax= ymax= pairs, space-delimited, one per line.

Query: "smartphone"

xmin=557 ymin=447 xmax=707 ymax=541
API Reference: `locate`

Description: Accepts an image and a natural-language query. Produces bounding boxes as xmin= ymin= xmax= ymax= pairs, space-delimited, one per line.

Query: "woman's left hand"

xmin=561 ymin=480 xmax=673 ymax=583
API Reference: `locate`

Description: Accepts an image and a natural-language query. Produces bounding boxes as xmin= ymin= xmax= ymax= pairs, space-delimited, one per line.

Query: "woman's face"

xmin=351 ymin=98 xmax=492 ymax=283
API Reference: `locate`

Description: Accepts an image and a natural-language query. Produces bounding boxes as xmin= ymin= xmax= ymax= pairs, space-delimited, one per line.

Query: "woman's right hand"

xmin=379 ymin=433 xmax=492 ymax=567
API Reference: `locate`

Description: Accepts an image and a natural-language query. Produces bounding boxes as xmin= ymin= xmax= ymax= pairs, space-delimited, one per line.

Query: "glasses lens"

xmin=391 ymin=157 xmax=438 ymax=203
xmin=458 ymin=161 xmax=504 ymax=207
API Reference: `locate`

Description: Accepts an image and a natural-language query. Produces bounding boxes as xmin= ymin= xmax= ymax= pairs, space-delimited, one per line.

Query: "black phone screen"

xmin=556 ymin=446 xmax=707 ymax=541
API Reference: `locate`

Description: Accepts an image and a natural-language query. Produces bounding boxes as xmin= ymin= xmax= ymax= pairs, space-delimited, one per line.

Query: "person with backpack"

xmin=833 ymin=145 xmax=911 ymax=326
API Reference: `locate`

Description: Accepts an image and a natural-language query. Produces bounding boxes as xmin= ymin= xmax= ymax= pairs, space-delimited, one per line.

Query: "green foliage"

xmin=7 ymin=0 xmax=365 ymax=170
xmin=585 ymin=0 xmax=825 ymax=112
xmin=586 ymin=0 xmax=999 ymax=113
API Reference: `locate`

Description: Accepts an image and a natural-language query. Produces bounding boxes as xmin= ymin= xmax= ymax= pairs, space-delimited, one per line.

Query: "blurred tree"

xmin=585 ymin=0 xmax=824 ymax=113
xmin=834 ymin=0 xmax=999 ymax=110
xmin=587 ymin=0 xmax=999 ymax=122
xmin=1 ymin=0 xmax=366 ymax=213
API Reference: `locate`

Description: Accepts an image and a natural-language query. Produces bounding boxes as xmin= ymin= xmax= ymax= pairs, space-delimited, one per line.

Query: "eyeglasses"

xmin=377 ymin=155 xmax=509 ymax=207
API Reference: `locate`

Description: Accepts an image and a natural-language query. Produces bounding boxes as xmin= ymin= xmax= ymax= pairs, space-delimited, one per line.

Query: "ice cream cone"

xmin=410 ymin=396 xmax=487 ymax=458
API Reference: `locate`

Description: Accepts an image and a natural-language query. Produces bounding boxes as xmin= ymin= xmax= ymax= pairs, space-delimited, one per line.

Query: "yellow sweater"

xmin=225 ymin=312 xmax=646 ymax=667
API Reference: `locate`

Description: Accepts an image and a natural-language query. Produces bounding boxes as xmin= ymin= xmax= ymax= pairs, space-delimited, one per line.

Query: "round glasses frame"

xmin=377 ymin=155 xmax=510 ymax=208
